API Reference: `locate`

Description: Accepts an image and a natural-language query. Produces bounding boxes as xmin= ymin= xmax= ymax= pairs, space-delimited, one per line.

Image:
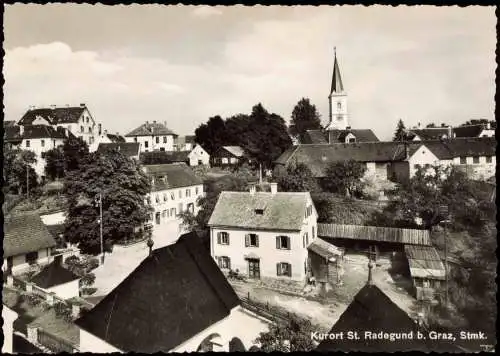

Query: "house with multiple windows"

xmin=208 ymin=183 xmax=318 ymax=282
xmin=210 ymin=146 xmax=246 ymax=167
xmin=89 ymin=130 xmax=125 ymax=152
xmin=125 ymin=121 xmax=177 ymax=152
xmin=142 ymin=163 xmax=204 ymax=240
xmin=3 ymin=213 xmax=58 ymax=275
xmin=188 ymin=144 xmax=210 ymax=166
xmin=75 ymin=232 xmax=270 ymax=353
xmin=97 ymin=142 xmax=141 ymax=161
xmin=174 ymin=135 xmax=196 ymax=151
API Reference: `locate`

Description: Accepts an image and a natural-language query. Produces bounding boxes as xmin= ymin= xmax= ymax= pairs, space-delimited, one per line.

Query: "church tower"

xmin=326 ymin=48 xmax=349 ymax=130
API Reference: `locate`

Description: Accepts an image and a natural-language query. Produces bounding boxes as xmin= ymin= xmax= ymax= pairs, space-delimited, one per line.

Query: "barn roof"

xmin=30 ymin=261 xmax=80 ymax=289
xmin=125 ymin=122 xmax=177 ymax=137
xmin=142 ymin=163 xmax=202 ymax=191
xmin=404 ymin=245 xmax=446 ymax=280
xmin=221 ymin=146 xmax=245 ymax=157
xmin=308 ymin=238 xmax=343 ymax=261
xmin=18 ymin=105 xmax=87 ymax=125
xmin=317 ymin=224 xmax=432 ymax=246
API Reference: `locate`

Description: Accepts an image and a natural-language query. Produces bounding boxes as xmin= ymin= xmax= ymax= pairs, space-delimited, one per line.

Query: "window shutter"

xmin=288 ymin=263 xmax=292 ymax=277
xmin=245 ymin=234 xmax=249 ymax=247
xmin=287 ymin=236 xmax=291 ymax=250
xmin=217 ymin=232 xmax=221 ymax=245
xmin=227 ymin=234 xmax=230 ymax=245
xmin=276 ymin=236 xmax=280 ymax=249
xmin=256 ymin=235 xmax=259 ymax=247
xmin=276 ymin=263 xmax=281 ymax=276
xmin=228 ymin=258 xmax=231 ymax=270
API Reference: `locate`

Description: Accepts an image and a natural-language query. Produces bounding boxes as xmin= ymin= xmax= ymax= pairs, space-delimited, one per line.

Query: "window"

xmin=26 ymin=140 xmax=30 ymax=148
xmin=155 ymin=195 xmax=160 ymax=204
xmin=170 ymin=207 xmax=176 ymax=216
xmin=163 ymin=136 xmax=167 ymax=143
xmin=245 ymin=234 xmax=259 ymax=247
xmin=255 ymin=209 xmax=264 ymax=215
xmin=134 ymin=137 xmax=138 ymax=142
xmin=276 ymin=262 xmax=292 ymax=277
xmin=81 ymin=126 xmax=84 ymax=133
xmin=217 ymin=232 xmax=230 ymax=245
xmin=460 ymin=157 xmax=466 ymax=164
xmin=218 ymin=256 xmax=231 ymax=269
xmin=486 ymin=156 xmax=492 ymax=163
xmin=230 ymin=157 xmax=238 ymax=164
xmin=179 ymin=190 xmax=182 ymax=199
xmin=145 ymin=141 xmax=149 ymax=148
xmin=162 ymin=210 xmax=166 ymax=218
xmin=187 ymin=203 xmax=194 ymax=213
xmin=170 ymin=192 xmax=175 ymax=200
xmin=302 ymin=232 xmax=309 ymax=248
xmin=25 ymin=251 xmax=38 ymax=265
xmin=312 ymin=226 xmax=315 ymax=239
xmin=222 ymin=157 xmax=228 ymax=164
xmin=163 ymin=194 xmax=168 ymax=202
xmin=53 ymin=140 xmax=56 ymax=146
xmin=155 ymin=212 xmax=161 ymax=225
xmin=186 ymin=188 xmax=191 ymax=197
xmin=195 ymin=187 xmax=199 ymax=195
xmin=41 ymin=140 xmax=45 ymax=147
xmin=473 ymin=156 xmax=480 ymax=164
xmin=276 ymin=236 xmax=290 ymax=250
xmin=86 ymin=117 xmax=89 ymax=123
xmin=160 ymin=148 xmax=165 ymax=152
xmin=337 ymin=102 xmax=342 ymax=110
xmin=156 ymin=137 xmax=160 ymax=144
xmin=348 ymin=138 xmax=356 ymax=143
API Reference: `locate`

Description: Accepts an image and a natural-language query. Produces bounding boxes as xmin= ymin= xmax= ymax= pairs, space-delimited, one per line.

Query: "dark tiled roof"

xmin=97 ymin=143 xmax=140 ymax=158
xmin=303 ymin=130 xmax=328 ymax=144
xmin=140 ymin=151 xmax=190 ymax=165
xmin=318 ymin=224 xmax=431 ymax=246
xmin=453 ymin=124 xmax=492 ymax=138
xmin=328 ymin=129 xmax=380 ymax=143
xmin=3 ymin=213 xmax=57 ymax=258
xmin=208 ymin=191 xmax=311 ymax=231
xmin=22 ymin=125 xmax=67 ymax=139
xmin=222 ymin=146 xmax=245 ymax=157
xmin=404 ymin=245 xmax=445 ymax=280
xmin=442 ymin=137 xmax=496 ymax=158
xmin=3 ymin=125 xmax=22 ymax=142
xmin=45 ymin=224 xmax=65 ymax=240
xmin=407 ymin=127 xmax=451 ymax=140
xmin=19 ymin=106 xmax=86 ymax=125
xmin=3 ymin=120 xmax=16 ymax=127
xmin=316 ymin=284 xmax=429 ymax=352
xmin=106 ymin=134 xmax=125 ymax=143
xmin=142 ymin=163 xmax=202 ymax=191
xmin=31 ymin=261 xmax=80 ymax=289
xmin=125 ymin=122 xmax=177 ymax=137
xmin=75 ymin=232 xmax=240 ymax=353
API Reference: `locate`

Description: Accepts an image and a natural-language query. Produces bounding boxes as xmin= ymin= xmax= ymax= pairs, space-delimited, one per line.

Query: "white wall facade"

xmin=43 ymin=279 xmax=80 ymax=300
xmin=55 ymin=108 xmax=97 ymax=146
xmin=452 ymin=155 xmax=496 ymax=180
xmin=125 ymin=134 xmax=175 ymax=153
xmin=407 ymin=145 xmax=442 ymax=178
xmin=3 ymin=248 xmax=52 ymax=275
xmin=79 ymin=329 xmax=121 ymax=353
xmin=327 ymin=92 xmax=349 ymax=130
xmin=2 ymin=305 xmax=18 ymax=354
xmin=211 ymin=196 xmax=317 ymax=282
xmin=20 ymin=136 xmax=65 ymax=178
xmin=189 ymin=145 xmax=210 ymax=166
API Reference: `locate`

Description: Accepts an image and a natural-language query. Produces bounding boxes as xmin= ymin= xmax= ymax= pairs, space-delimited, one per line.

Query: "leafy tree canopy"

xmin=289 ymin=98 xmax=322 ymax=142
xmin=44 ymin=146 xmax=66 ymax=181
xmin=276 ymin=162 xmax=319 ymax=193
xmin=4 ymin=148 xmax=38 ymax=195
xmin=253 ymin=317 xmax=316 ymax=352
xmin=324 ymin=160 xmax=367 ymax=198
xmin=63 ymin=150 xmax=152 ymax=254
xmin=63 ymin=136 xmax=90 ymax=172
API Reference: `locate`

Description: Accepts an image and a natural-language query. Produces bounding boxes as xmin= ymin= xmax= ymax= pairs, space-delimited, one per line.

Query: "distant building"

xmin=188 ymin=144 xmax=210 ymax=166
xmin=211 ymin=146 xmax=246 ymax=167
xmin=208 ymin=184 xmax=318 ymax=282
xmin=326 ymin=48 xmax=349 ymax=131
xmin=303 ymin=129 xmax=380 ymax=144
xmin=18 ymin=103 xmax=99 ymax=146
xmin=97 ymin=142 xmax=141 ymax=161
xmin=30 ymin=260 xmax=81 ymax=300
xmin=75 ymin=232 xmax=270 ymax=352
xmin=3 ymin=213 xmax=58 ymax=275
xmin=453 ymin=122 xmax=495 ymax=138
xmin=140 ymin=150 xmax=190 ymax=166
xmin=406 ymin=125 xmax=453 ymax=141
xmin=404 ymin=245 xmax=445 ymax=301
xmin=89 ymin=130 xmax=125 ymax=152
xmin=124 ymin=121 xmax=177 ymax=152
xmin=2 ymin=305 xmax=18 ymax=354
xmin=174 ymin=135 xmax=196 ymax=151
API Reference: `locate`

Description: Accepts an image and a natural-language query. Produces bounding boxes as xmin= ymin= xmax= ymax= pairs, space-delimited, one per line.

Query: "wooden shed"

xmin=404 ymin=245 xmax=445 ymax=301
xmin=307 ymin=238 xmax=344 ymax=290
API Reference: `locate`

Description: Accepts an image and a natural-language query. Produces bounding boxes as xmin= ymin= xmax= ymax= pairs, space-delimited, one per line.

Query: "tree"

xmin=392 ymin=119 xmax=407 ymax=142
xmin=63 ymin=150 xmax=152 ymax=254
xmin=194 ymin=115 xmax=227 ymax=155
xmin=276 ymin=162 xmax=319 ymax=193
xmin=324 ymin=160 xmax=367 ymax=198
xmin=4 ymin=148 xmax=39 ymax=195
xmin=425 ymin=123 xmax=437 ymax=128
xmin=63 ymin=136 xmax=89 ymax=172
xmin=253 ymin=317 xmax=316 ymax=352
xmin=44 ymin=146 xmax=66 ymax=180
xmin=289 ymin=98 xmax=322 ymax=142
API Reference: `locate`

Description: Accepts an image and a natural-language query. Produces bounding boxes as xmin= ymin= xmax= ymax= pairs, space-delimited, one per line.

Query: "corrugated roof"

xmin=222 ymin=146 xmax=245 ymax=157
xmin=317 ymin=224 xmax=431 ymax=246
xmin=97 ymin=142 xmax=140 ymax=158
xmin=125 ymin=122 xmax=177 ymax=137
xmin=75 ymin=232 xmax=240 ymax=352
xmin=404 ymin=245 xmax=445 ymax=280
xmin=30 ymin=261 xmax=80 ymax=289
xmin=3 ymin=213 xmax=57 ymax=258
xmin=142 ymin=163 xmax=202 ymax=191
xmin=208 ymin=191 xmax=311 ymax=231
xmin=19 ymin=106 xmax=86 ymax=125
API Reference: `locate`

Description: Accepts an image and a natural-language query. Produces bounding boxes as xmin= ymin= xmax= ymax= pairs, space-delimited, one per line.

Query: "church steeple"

xmin=327 ymin=47 xmax=349 ymax=131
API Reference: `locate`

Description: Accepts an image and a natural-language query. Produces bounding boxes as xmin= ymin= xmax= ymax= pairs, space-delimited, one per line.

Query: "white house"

xmin=89 ymin=131 xmax=125 ymax=152
xmin=125 ymin=121 xmax=177 ymax=153
xmin=188 ymin=144 xmax=210 ymax=166
xmin=208 ymin=183 xmax=318 ymax=282
xmin=75 ymin=232 xmax=270 ymax=353
xmin=3 ymin=213 xmax=58 ymax=275
xmin=142 ymin=163 xmax=204 ymax=242
xmin=2 ymin=305 xmax=18 ymax=354
xmin=30 ymin=260 xmax=81 ymax=300
xmin=18 ymin=103 xmax=99 ymax=146
xmin=174 ymin=135 xmax=196 ymax=151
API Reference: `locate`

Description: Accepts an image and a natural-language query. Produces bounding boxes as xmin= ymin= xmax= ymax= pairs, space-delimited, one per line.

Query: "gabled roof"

xmin=106 ymin=134 xmax=125 ymax=143
xmin=75 ymin=232 xmax=240 ymax=353
xmin=316 ymin=284 xmax=429 ymax=352
xmin=221 ymin=146 xmax=245 ymax=157
xmin=208 ymin=191 xmax=312 ymax=231
xmin=22 ymin=125 xmax=67 ymax=140
xmin=328 ymin=129 xmax=380 ymax=143
xmin=142 ymin=163 xmax=202 ymax=191
xmin=97 ymin=142 xmax=140 ymax=158
xmin=140 ymin=151 xmax=190 ymax=165
xmin=3 ymin=213 xmax=57 ymax=258
xmin=30 ymin=261 xmax=80 ymax=289
xmin=453 ymin=124 xmax=493 ymax=138
xmin=19 ymin=106 xmax=86 ymax=125
xmin=125 ymin=122 xmax=177 ymax=137
xmin=407 ymin=127 xmax=450 ymax=140
xmin=318 ymin=223 xmax=431 ymax=246
xmin=404 ymin=245 xmax=446 ymax=280
xmin=308 ymin=238 xmax=343 ymax=260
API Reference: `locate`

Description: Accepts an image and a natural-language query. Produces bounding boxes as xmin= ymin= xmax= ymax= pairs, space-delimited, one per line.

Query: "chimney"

xmin=249 ymin=185 xmax=256 ymax=195
xmin=270 ymin=182 xmax=278 ymax=195
xmin=98 ymin=123 xmax=102 ymax=135
xmin=104 ymin=129 xmax=108 ymax=135
xmin=417 ymin=122 xmax=422 ymax=129
xmin=447 ymin=126 xmax=452 ymax=139
xmin=346 ymin=126 xmax=351 ymax=130
xmin=80 ymin=103 xmax=86 ymax=107
xmin=367 ymin=259 xmax=375 ymax=285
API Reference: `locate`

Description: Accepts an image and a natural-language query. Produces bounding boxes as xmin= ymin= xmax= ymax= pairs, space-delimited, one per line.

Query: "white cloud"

xmin=191 ymin=6 xmax=222 ymax=19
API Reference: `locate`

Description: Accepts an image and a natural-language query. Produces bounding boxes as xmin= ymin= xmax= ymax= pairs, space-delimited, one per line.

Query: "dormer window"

xmin=348 ymin=138 xmax=356 ymax=143
xmin=255 ymin=209 xmax=264 ymax=215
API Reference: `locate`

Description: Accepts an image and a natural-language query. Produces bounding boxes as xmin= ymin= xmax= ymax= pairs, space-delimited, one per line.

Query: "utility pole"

xmin=439 ymin=205 xmax=450 ymax=307
xmin=26 ymin=165 xmax=30 ymax=199
xmin=259 ymin=163 xmax=263 ymax=185
xmin=97 ymin=192 xmax=105 ymax=265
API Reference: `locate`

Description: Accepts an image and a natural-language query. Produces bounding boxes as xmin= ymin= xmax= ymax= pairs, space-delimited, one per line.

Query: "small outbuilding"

xmin=30 ymin=260 xmax=81 ymax=300
xmin=307 ymin=238 xmax=344 ymax=290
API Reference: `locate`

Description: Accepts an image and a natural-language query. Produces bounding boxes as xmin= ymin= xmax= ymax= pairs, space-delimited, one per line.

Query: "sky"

xmin=3 ymin=5 xmax=496 ymax=140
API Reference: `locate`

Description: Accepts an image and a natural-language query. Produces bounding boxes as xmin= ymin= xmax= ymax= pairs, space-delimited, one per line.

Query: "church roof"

xmin=329 ymin=49 xmax=344 ymax=95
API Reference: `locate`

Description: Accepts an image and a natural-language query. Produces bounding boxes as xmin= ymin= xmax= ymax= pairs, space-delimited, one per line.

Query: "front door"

xmin=248 ymin=259 xmax=260 ymax=279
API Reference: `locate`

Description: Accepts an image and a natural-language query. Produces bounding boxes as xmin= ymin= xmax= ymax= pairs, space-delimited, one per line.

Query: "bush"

xmin=53 ymin=302 xmax=72 ymax=322
xmin=81 ymin=287 xmax=97 ymax=296
xmin=22 ymin=293 xmax=43 ymax=307
xmin=80 ymin=273 xmax=96 ymax=287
